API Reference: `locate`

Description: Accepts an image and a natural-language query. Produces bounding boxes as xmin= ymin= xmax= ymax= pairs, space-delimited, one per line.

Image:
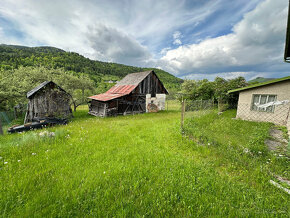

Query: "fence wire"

xmin=0 ymin=104 xmax=27 ymax=126
xmin=236 ymin=103 xmax=290 ymax=126
xmin=183 ymin=99 xmax=217 ymax=121
xmin=181 ymin=99 xmax=290 ymax=130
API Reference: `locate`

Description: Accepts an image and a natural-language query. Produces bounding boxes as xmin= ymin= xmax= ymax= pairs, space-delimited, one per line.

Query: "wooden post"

xmin=0 ymin=116 xmax=3 ymax=135
xmin=181 ymin=98 xmax=186 ymax=130
xmin=14 ymin=107 xmax=17 ymax=120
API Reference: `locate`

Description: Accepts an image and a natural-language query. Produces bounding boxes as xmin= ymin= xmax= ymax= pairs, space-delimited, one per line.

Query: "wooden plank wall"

xmin=135 ymin=72 xmax=166 ymax=96
xmin=25 ymin=88 xmax=71 ymax=123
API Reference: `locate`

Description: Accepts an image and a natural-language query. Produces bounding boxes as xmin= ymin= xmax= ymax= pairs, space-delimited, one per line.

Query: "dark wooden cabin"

xmin=88 ymin=70 xmax=168 ymax=117
xmin=24 ymin=81 xmax=72 ymax=123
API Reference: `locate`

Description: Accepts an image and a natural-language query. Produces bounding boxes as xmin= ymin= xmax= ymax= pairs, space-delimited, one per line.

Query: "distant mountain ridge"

xmin=0 ymin=44 xmax=182 ymax=90
xmin=248 ymin=77 xmax=275 ymax=84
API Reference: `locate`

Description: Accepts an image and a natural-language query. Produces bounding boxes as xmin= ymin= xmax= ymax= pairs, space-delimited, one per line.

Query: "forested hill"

xmin=0 ymin=44 xmax=182 ymax=89
xmin=247 ymin=77 xmax=275 ymax=84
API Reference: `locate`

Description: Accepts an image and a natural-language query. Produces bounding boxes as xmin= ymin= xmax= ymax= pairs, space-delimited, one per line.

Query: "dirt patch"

xmin=269 ymin=128 xmax=288 ymax=143
xmin=265 ymin=127 xmax=288 ymax=153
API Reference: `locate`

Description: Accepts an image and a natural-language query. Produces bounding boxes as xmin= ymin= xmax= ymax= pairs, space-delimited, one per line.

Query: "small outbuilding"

xmin=228 ymin=76 xmax=290 ymax=129
xmin=88 ymin=70 xmax=168 ymax=117
xmin=24 ymin=81 xmax=72 ymax=123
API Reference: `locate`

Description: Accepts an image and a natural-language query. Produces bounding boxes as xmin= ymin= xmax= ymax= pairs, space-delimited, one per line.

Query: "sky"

xmin=0 ymin=0 xmax=289 ymax=81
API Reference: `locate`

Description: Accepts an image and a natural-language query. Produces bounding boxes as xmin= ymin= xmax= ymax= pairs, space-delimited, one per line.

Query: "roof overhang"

xmin=228 ymin=76 xmax=290 ymax=93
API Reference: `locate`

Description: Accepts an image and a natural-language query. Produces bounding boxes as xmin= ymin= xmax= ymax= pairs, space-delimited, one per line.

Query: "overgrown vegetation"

xmin=0 ymin=104 xmax=289 ymax=216
xmin=181 ymin=77 xmax=247 ymax=107
xmin=183 ymin=109 xmax=289 ymax=186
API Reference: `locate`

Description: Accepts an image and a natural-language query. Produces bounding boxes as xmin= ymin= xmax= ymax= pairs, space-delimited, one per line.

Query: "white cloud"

xmin=86 ymin=24 xmax=151 ymax=64
xmin=159 ymin=0 xmax=288 ymax=78
xmin=160 ymin=47 xmax=172 ymax=55
xmin=0 ymin=0 xmax=223 ymax=66
xmin=0 ymin=0 xmax=154 ymax=66
xmin=173 ymin=31 xmax=182 ymax=39
xmin=173 ymin=39 xmax=182 ymax=45
xmin=172 ymin=31 xmax=182 ymax=45
xmin=183 ymin=72 xmax=252 ymax=80
xmin=0 ymin=0 xmax=287 ymax=80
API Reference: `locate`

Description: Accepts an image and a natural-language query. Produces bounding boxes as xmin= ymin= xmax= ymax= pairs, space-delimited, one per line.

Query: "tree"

xmin=213 ymin=77 xmax=228 ymax=100
xmin=180 ymin=76 xmax=247 ymax=107
xmin=0 ymin=66 xmax=97 ymax=111
xmin=181 ymin=79 xmax=214 ymax=101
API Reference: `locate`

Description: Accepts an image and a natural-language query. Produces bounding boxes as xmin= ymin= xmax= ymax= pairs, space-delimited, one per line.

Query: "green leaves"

xmin=0 ymin=66 xmax=96 ymax=110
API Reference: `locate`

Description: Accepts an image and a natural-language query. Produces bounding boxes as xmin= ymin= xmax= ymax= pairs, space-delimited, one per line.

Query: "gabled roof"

xmin=27 ymin=81 xmax=66 ymax=98
xmin=89 ymin=70 xmax=168 ymax=102
xmin=228 ymin=76 xmax=290 ymax=93
xmin=117 ymin=71 xmax=152 ymax=86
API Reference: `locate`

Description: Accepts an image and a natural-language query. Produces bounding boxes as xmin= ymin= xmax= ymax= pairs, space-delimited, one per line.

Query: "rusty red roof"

xmin=88 ymin=84 xmax=137 ymax=102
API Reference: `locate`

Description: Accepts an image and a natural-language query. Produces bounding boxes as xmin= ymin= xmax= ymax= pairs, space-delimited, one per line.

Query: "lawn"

xmin=0 ymin=102 xmax=289 ymax=217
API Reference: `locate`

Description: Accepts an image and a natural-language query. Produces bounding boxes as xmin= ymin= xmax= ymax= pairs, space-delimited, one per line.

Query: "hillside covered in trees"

xmin=0 ymin=44 xmax=182 ymax=90
xmin=0 ymin=44 xmax=183 ymax=110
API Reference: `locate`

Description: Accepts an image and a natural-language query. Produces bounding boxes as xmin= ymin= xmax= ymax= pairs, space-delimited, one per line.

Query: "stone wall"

xmin=146 ymin=94 xmax=166 ymax=112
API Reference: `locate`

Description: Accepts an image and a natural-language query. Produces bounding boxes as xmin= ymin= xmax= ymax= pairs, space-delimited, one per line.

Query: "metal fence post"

xmin=181 ymin=99 xmax=186 ymax=130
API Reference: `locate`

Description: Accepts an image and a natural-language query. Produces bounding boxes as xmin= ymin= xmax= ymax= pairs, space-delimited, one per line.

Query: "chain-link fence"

xmin=181 ymin=99 xmax=217 ymax=129
xmin=180 ymin=98 xmax=290 ymax=131
xmin=0 ymin=104 xmax=27 ymax=127
xmin=0 ymin=111 xmax=15 ymax=126
xmin=236 ymin=103 xmax=290 ymax=126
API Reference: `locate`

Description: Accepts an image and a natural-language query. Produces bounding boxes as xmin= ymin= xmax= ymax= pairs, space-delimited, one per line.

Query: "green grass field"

xmin=0 ymin=102 xmax=289 ymax=217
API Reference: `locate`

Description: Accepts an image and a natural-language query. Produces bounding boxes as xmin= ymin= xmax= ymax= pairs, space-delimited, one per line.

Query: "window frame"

xmin=250 ymin=94 xmax=277 ymax=113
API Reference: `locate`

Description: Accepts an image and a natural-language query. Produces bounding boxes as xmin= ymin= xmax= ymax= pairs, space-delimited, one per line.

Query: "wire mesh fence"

xmin=180 ymin=98 xmax=290 ymax=130
xmin=236 ymin=103 xmax=290 ymax=126
xmin=0 ymin=111 xmax=16 ymax=126
xmin=0 ymin=104 xmax=27 ymax=126
xmin=180 ymin=99 xmax=217 ymax=129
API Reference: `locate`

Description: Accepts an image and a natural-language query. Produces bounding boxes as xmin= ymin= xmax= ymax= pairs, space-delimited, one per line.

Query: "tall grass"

xmin=0 ymin=103 xmax=289 ymax=216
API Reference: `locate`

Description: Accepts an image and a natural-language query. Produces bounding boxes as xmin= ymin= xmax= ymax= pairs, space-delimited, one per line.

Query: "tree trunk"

xmin=82 ymin=88 xmax=85 ymax=104
xmin=73 ymin=101 xmax=77 ymax=112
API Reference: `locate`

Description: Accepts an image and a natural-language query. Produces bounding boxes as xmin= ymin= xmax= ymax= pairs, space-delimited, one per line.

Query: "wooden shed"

xmin=24 ymin=81 xmax=72 ymax=123
xmin=88 ymin=70 xmax=168 ymax=117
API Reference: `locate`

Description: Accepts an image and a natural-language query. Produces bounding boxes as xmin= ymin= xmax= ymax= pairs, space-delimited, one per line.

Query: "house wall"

xmin=146 ymin=94 xmax=166 ymax=112
xmin=236 ymin=80 xmax=290 ymax=126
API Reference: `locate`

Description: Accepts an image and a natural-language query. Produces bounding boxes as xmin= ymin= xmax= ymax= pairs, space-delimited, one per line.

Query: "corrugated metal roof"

xmin=88 ymin=71 xmax=153 ymax=102
xmin=107 ymin=84 xmax=137 ymax=94
xmin=88 ymin=85 xmax=137 ymax=102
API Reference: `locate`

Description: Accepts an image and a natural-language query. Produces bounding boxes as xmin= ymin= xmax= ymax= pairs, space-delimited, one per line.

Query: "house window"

xmin=251 ymin=94 xmax=277 ymax=112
